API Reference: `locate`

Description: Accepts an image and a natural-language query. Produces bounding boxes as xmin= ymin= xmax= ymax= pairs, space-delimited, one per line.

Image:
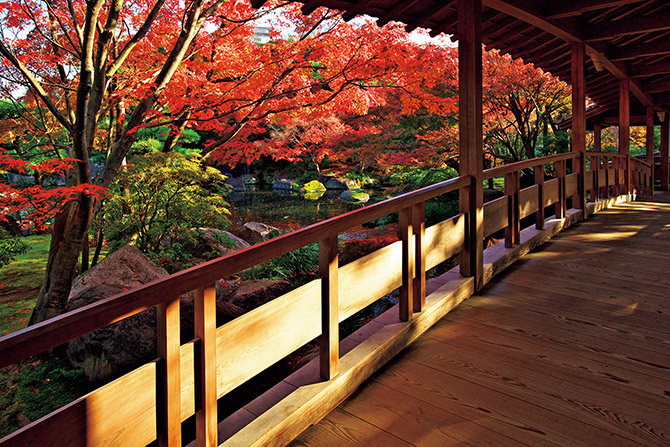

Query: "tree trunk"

xmin=29 ymin=195 xmax=92 ymax=324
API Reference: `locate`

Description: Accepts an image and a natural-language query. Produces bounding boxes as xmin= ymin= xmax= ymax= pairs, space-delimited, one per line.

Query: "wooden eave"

xmin=253 ymin=0 xmax=670 ymax=116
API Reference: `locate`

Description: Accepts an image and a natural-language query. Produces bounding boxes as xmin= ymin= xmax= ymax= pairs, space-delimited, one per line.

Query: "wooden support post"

xmin=195 ymin=286 xmax=217 ymax=447
xmin=594 ymin=122 xmax=602 ymax=151
xmin=662 ymin=113 xmax=670 ymax=191
xmin=504 ymin=171 xmax=520 ymax=247
xmin=458 ymin=0 xmax=484 ymax=291
xmin=157 ymin=298 xmax=181 ymax=447
xmin=604 ymin=156 xmax=610 ymax=199
xmin=319 ymin=236 xmax=339 ymax=380
xmin=412 ymin=202 xmax=426 ymax=313
xmin=556 ymin=160 xmax=566 ymax=219
xmin=619 ymin=79 xmax=630 ymax=196
xmin=646 ymin=106 xmax=655 ymax=197
xmin=571 ymin=42 xmax=587 ymax=213
xmin=535 ymin=164 xmax=545 ymax=229
xmin=399 ymin=207 xmax=414 ymax=322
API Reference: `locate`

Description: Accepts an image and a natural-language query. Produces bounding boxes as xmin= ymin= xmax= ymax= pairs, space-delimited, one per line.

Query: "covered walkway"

xmin=291 ymin=195 xmax=670 ymax=446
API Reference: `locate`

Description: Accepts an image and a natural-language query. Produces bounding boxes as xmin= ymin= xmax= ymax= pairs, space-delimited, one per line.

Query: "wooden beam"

xmin=572 ymin=42 xmax=587 ymax=212
xmin=653 ymin=92 xmax=670 ymax=105
xmin=458 ymin=0 xmax=484 ymax=291
xmin=643 ymin=77 xmax=670 ymax=94
xmin=485 ymin=0 xmax=654 ymax=107
xmin=585 ymin=12 xmax=670 ymax=41
xmin=543 ymin=0 xmax=645 ymax=19
xmin=341 ymin=0 xmax=375 ymax=22
xmin=631 ymin=60 xmax=670 ymax=78
xmin=619 ymin=79 xmax=630 ymax=195
xmin=377 ymin=0 xmax=421 ymax=26
xmin=661 ymin=113 xmax=670 ymax=190
xmin=609 ymin=40 xmax=670 ymax=61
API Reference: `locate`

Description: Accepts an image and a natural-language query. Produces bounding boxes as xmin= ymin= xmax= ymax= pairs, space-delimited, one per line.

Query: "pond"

xmin=225 ymin=188 xmax=380 ymax=230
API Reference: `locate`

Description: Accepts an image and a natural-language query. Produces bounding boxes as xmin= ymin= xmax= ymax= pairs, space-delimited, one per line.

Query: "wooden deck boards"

xmin=290 ymin=199 xmax=670 ymax=447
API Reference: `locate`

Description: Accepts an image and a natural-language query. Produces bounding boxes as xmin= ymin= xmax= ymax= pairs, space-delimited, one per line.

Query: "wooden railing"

xmin=0 ymin=151 xmax=649 ymax=447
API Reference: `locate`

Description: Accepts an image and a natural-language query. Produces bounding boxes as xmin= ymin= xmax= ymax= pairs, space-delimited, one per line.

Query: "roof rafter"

xmin=585 ymin=11 xmax=670 ymax=41
xmin=609 ymin=40 xmax=670 ymax=60
xmin=543 ymin=0 xmax=645 ymax=19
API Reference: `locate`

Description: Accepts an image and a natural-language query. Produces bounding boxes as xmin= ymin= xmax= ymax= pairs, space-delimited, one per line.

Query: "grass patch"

xmin=0 ymin=234 xmax=50 ymax=335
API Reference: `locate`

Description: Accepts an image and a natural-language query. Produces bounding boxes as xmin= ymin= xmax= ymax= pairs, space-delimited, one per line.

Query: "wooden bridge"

xmin=2 ymin=1 xmax=670 ymax=446
xmin=291 ymin=194 xmax=670 ymax=447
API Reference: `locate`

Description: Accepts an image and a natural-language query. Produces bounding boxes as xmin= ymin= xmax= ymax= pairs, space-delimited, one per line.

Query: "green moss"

xmin=302 ymin=180 xmax=326 ymax=192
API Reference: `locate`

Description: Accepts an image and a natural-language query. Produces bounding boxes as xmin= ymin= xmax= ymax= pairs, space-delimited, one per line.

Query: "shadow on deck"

xmin=290 ymin=195 xmax=670 ymax=447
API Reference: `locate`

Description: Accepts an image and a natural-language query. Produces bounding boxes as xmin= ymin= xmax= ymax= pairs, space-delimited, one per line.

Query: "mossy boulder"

xmin=302 ymin=180 xmax=327 ymax=192
xmin=340 ymin=189 xmax=370 ymax=203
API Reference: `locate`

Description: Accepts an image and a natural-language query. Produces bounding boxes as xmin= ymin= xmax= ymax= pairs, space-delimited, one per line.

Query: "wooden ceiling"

xmin=253 ymin=0 xmax=670 ymax=117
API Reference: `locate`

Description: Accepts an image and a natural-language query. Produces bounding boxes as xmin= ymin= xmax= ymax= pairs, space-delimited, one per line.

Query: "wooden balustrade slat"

xmin=319 ymin=237 xmax=339 ymax=380
xmin=194 ymin=286 xmax=217 ymax=447
xmin=412 ymin=202 xmax=426 ymax=313
xmin=544 ymin=178 xmax=559 ymax=207
xmin=483 ymin=196 xmax=508 ymax=237
xmin=399 ymin=207 xmax=415 ymax=322
xmin=519 ymin=185 xmax=539 ymax=219
xmin=535 ymin=165 xmax=545 ymax=230
xmin=555 ymin=160 xmax=566 ymax=219
xmin=157 ymin=298 xmax=181 ymax=447
xmin=425 ymin=214 xmax=465 ymax=271
xmin=565 ymin=173 xmax=579 ymax=198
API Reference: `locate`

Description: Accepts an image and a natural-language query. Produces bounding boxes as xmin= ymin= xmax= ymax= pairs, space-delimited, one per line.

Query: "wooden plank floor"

xmin=289 ymin=198 xmax=670 ymax=447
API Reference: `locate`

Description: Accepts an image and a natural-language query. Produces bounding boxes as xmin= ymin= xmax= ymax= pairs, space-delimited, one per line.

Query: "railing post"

xmin=602 ymin=155 xmax=616 ymax=199
xmin=505 ymin=171 xmax=520 ymax=247
xmin=535 ymin=164 xmax=545 ymax=230
xmin=626 ymin=155 xmax=632 ymax=200
xmin=319 ymin=236 xmax=339 ymax=380
xmin=412 ymin=202 xmax=426 ymax=313
xmin=158 ymin=298 xmax=181 ymax=447
xmin=556 ymin=160 xmax=566 ymax=219
xmin=399 ymin=206 xmax=414 ymax=322
xmin=195 ymin=285 xmax=217 ymax=447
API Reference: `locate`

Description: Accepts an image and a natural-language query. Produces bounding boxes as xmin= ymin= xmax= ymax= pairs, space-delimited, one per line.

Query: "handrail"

xmin=0 ymin=175 xmax=471 ymax=368
xmin=587 ymin=151 xmax=628 ymax=158
xmin=483 ymin=152 xmax=579 ymax=180
xmin=631 ymin=158 xmax=652 ymax=169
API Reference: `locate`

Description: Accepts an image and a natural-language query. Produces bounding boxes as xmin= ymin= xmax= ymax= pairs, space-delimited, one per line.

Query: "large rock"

xmin=272 ymin=178 xmax=300 ymax=190
xmin=301 ymin=180 xmax=326 ymax=192
xmin=66 ymin=247 xmax=248 ymax=382
xmin=225 ymin=176 xmax=245 ymax=192
xmin=325 ymin=177 xmax=359 ymax=190
xmin=240 ymin=222 xmax=278 ymax=244
xmin=341 ymin=189 xmax=370 ymax=203
xmin=194 ymin=228 xmax=250 ymax=256
xmin=217 ymin=279 xmax=292 ymax=312
xmin=69 ymin=245 xmax=168 ymax=299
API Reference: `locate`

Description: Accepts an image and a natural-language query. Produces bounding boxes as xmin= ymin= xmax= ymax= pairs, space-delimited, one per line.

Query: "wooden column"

xmin=619 ymin=79 xmax=630 ymax=196
xmin=412 ymin=202 xmax=426 ymax=313
xmin=594 ymin=122 xmax=602 ymax=151
xmin=458 ymin=0 xmax=484 ymax=291
xmin=195 ymin=285 xmax=217 ymax=447
xmin=158 ymin=298 xmax=181 ymax=447
xmin=319 ymin=236 xmax=338 ymax=379
xmin=646 ymin=106 xmax=655 ymax=197
xmin=571 ymin=42 xmax=587 ymax=213
xmin=662 ymin=113 xmax=670 ymax=191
